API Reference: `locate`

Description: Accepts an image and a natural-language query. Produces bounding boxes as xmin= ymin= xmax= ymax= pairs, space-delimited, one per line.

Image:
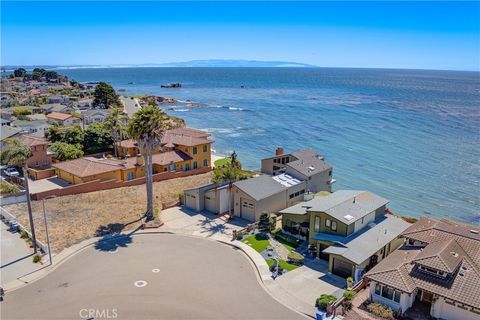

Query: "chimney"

xmin=275 ymin=147 xmax=284 ymax=156
xmin=136 ymin=154 xmax=144 ymax=166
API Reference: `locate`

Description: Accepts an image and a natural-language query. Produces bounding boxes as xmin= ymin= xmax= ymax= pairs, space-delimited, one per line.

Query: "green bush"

xmin=20 ymin=230 xmax=28 ymax=239
xmin=255 ymin=232 xmax=269 ymax=240
xmin=0 ymin=182 xmax=20 ymax=195
xmin=235 ymin=232 xmax=244 ymax=240
xmin=274 ymin=231 xmax=300 ymax=249
xmin=315 ymin=294 xmax=337 ymax=310
xmin=271 ymin=228 xmax=281 ymax=236
xmin=32 ymin=255 xmax=41 ymax=263
xmin=287 ymin=252 xmax=305 ymax=265
xmin=366 ymin=303 xmax=394 ymax=320
xmin=343 ymin=290 xmax=356 ymax=300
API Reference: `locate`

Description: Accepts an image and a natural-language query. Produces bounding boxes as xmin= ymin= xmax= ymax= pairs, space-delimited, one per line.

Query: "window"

xmin=394 ymin=291 xmax=401 ymax=303
xmin=325 ymin=219 xmax=331 ymax=227
xmin=289 ymin=194 xmax=294 ymax=199
xmin=185 ymin=163 xmax=190 ymax=171
xmin=331 ymin=221 xmax=337 ymax=231
xmin=193 ymin=161 xmax=198 ymax=169
xmin=329 ymin=170 xmax=332 ymax=176
xmin=381 ymin=286 xmax=394 ymax=300
xmin=203 ymin=159 xmax=208 ymax=167
xmin=374 ymin=284 xmax=381 ymax=295
xmin=193 ymin=147 xmax=197 ymax=155
xmin=203 ymin=145 xmax=207 ymax=152
xmin=127 ymin=172 xmax=134 ymax=180
xmin=314 ymin=216 xmax=320 ymax=232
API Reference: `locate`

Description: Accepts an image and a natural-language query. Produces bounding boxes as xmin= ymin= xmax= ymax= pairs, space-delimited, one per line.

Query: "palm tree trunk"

xmin=145 ymin=146 xmax=154 ymax=220
xmin=23 ymin=164 xmax=37 ymax=253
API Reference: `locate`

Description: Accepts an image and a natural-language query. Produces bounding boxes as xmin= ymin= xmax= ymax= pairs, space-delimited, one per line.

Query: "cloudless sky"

xmin=2 ymin=1 xmax=479 ymax=70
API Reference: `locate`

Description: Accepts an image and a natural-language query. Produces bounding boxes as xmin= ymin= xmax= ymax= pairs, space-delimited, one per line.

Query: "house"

xmin=231 ymin=148 xmax=334 ymax=222
xmin=18 ymin=135 xmax=52 ymax=169
xmin=41 ymin=103 xmax=76 ymax=114
xmin=365 ymin=217 xmax=480 ymax=320
xmin=46 ymin=112 xmax=79 ymax=126
xmin=184 ymin=182 xmax=231 ymax=214
xmin=80 ymin=109 xmax=108 ymax=125
xmin=54 ymin=127 xmax=213 ymax=184
xmin=26 ymin=114 xmax=48 ymax=121
xmin=47 ymin=95 xmax=70 ymax=104
xmin=261 ymin=148 xmax=335 ymax=192
xmin=10 ymin=119 xmax=50 ymax=137
xmin=279 ymin=190 xmax=410 ymax=278
xmin=0 ymin=125 xmax=22 ymax=149
xmin=1 ymin=118 xmax=11 ymax=126
xmin=76 ymin=98 xmax=94 ymax=110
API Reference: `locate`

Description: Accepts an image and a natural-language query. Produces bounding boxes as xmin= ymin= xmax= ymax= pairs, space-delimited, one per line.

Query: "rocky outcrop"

xmin=161 ymin=83 xmax=182 ymax=88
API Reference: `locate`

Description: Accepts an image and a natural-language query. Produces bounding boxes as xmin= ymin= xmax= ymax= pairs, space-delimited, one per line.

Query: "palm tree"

xmin=127 ymin=105 xmax=171 ymax=221
xmin=0 ymin=139 xmax=37 ymax=252
xmin=211 ymin=152 xmax=242 ymax=216
xmin=106 ymin=107 xmax=127 ymax=158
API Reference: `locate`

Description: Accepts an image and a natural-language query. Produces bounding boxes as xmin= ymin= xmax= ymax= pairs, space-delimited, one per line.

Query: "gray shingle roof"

xmin=286 ymin=156 xmax=332 ymax=177
xmin=1 ymin=126 xmax=22 ymax=140
xmin=233 ymin=175 xmax=287 ymax=201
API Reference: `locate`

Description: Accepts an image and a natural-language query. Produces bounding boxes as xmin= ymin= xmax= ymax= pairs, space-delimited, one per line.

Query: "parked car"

xmin=4 ymin=167 xmax=20 ymax=177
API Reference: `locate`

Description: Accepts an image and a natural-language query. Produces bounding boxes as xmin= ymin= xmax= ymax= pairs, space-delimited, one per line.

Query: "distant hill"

xmin=3 ymin=60 xmax=318 ymax=71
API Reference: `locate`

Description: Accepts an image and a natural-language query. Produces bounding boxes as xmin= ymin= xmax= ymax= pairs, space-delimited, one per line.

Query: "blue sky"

xmin=2 ymin=1 xmax=479 ymax=70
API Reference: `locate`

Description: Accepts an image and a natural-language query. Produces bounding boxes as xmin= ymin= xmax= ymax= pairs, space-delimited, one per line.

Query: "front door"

xmin=319 ymin=244 xmax=330 ymax=261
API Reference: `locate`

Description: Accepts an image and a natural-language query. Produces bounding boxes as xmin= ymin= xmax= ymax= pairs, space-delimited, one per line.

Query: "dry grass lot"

xmin=4 ymin=173 xmax=211 ymax=253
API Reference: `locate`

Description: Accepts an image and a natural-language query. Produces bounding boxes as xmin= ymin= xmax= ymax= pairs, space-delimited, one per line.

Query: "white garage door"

xmin=218 ymin=188 xmax=230 ymax=214
xmin=184 ymin=193 xmax=197 ymax=211
xmin=205 ymin=193 xmax=216 ymax=213
xmin=240 ymin=198 xmax=255 ymax=221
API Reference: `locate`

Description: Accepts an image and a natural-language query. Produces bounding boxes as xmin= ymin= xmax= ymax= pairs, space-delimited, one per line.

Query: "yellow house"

xmin=54 ymin=127 xmax=213 ymax=184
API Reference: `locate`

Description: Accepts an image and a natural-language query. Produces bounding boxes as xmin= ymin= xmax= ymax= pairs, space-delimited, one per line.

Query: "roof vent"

xmin=450 ymin=252 xmax=459 ymax=258
xmin=344 ymin=215 xmax=354 ymax=221
xmin=308 ymin=166 xmax=315 ymax=171
xmin=461 ymin=266 xmax=468 ymax=271
xmin=470 ymin=229 xmax=479 ymax=234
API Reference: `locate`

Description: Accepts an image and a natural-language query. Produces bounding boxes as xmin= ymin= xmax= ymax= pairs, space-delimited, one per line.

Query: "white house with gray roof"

xmin=280 ymin=190 xmax=411 ymax=279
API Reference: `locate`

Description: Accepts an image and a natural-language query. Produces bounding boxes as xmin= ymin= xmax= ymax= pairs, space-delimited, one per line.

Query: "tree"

xmin=258 ymin=212 xmax=273 ymax=233
xmin=127 ymin=105 xmax=173 ymax=221
xmin=32 ymin=68 xmax=46 ymax=81
xmin=62 ymin=125 xmax=84 ymax=145
xmin=45 ymin=125 xmax=64 ymax=143
xmin=83 ymin=122 xmax=113 ymax=154
xmin=13 ymin=68 xmax=27 ymax=78
xmin=12 ymin=108 xmax=32 ymax=117
xmin=93 ymin=82 xmax=120 ymax=109
xmin=105 ymin=107 xmax=127 ymax=157
xmin=50 ymin=142 xmax=83 ymax=161
xmin=0 ymin=139 xmax=37 ymax=253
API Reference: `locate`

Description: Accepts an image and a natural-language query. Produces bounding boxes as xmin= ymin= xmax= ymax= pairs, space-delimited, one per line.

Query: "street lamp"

xmin=41 ymin=195 xmax=56 ymax=266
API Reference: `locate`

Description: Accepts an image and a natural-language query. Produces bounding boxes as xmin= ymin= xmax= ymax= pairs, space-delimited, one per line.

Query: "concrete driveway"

xmin=0 ymin=220 xmax=44 ymax=285
xmin=161 ymin=206 xmax=249 ymax=240
xmin=1 ymin=233 xmax=306 ymax=320
xmin=265 ymin=259 xmax=345 ymax=316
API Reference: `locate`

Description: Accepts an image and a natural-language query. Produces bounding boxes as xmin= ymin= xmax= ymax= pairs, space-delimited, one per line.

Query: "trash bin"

xmin=316 ymin=310 xmax=325 ymax=320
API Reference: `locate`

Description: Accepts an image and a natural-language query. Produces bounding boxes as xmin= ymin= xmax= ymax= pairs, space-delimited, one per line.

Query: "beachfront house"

xmin=365 ymin=217 xmax=480 ymax=320
xmin=279 ymin=190 xmax=410 ymax=279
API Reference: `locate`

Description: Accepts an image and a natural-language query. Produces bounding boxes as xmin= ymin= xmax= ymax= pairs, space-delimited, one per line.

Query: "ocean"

xmin=58 ymin=67 xmax=480 ymax=224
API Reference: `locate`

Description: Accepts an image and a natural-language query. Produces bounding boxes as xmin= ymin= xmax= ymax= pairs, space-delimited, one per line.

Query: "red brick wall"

xmin=27 ymin=144 xmax=52 ymax=169
xmin=31 ymin=167 xmax=211 ymax=200
xmin=27 ymin=167 xmax=56 ymax=180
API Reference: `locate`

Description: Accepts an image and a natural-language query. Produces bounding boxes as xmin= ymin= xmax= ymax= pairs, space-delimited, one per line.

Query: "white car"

xmin=4 ymin=167 xmax=20 ymax=177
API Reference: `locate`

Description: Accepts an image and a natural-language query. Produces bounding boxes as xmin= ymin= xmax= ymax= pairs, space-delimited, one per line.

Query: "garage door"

xmin=184 ymin=193 xmax=197 ymax=211
xmin=240 ymin=198 xmax=255 ymax=221
xmin=332 ymin=258 xmax=354 ymax=278
xmin=205 ymin=193 xmax=216 ymax=213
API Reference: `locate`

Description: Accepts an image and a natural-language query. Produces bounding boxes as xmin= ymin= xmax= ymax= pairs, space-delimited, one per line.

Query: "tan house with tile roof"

xmin=54 ymin=127 xmax=213 ymax=184
xmin=365 ymin=217 xmax=480 ymax=320
xmin=46 ymin=112 xmax=79 ymax=126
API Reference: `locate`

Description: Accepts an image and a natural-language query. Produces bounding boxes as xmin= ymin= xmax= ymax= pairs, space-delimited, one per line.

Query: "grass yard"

xmin=265 ymin=258 xmax=300 ymax=271
xmin=3 ymin=173 xmax=211 ymax=253
xmin=241 ymin=234 xmax=270 ymax=253
xmin=214 ymin=157 xmax=231 ymax=167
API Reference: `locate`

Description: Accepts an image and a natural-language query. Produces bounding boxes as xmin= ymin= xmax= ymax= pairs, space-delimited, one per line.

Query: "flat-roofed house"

xmin=365 ymin=217 xmax=480 ymax=320
xmin=280 ymin=190 xmax=410 ymax=278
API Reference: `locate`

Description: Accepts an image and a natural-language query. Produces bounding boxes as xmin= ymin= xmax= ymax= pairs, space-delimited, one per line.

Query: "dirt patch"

xmin=4 ymin=173 xmax=211 ymax=253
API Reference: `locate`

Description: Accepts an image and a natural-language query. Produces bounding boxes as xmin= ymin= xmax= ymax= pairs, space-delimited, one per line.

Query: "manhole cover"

xmin=134 ymin=280 xmax=147 ymax=288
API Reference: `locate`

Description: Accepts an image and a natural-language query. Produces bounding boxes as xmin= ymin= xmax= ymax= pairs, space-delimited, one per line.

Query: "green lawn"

xmin=214 ymin=157 xmax=231 ymax=167
xmin=241 ymin=235 xmax=270 ymax=253
xmin=265 ymin=258 xmax=300 ymax=271
xmin=275 ymin=237 xmax=297 ymax=252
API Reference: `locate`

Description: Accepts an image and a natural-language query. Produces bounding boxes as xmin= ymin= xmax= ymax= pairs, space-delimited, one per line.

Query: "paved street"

xmin=1 ymin=233 xmax=306 ymax=320
xmin=1 ymin=220 xmax=43 ymax=285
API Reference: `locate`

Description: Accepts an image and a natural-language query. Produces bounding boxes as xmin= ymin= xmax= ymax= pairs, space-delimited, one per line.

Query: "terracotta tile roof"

xmin=19 ymin=134 xmax=48 ymax=147
xmin=53 ymin=157 xmax=124 ymax=177
xmin=47 ymin=112 xmax=72 ymax=121
xmin=365 ymin=217 xmax=480 ymax=308
xmin=160 ymin=130 xmax=213 ymax=147
xmin=167 ymin=127 xmax=209 ymax=138
xmin=151 ymin=150 xmax=192 ymax=165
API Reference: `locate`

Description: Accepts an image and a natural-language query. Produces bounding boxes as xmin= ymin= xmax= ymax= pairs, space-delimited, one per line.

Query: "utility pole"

xmin=41 ymin=196 xmax=55 ymax=265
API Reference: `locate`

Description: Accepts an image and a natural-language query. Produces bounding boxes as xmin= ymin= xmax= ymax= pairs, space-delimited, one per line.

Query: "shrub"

xmin=274 ymin=232 xmax=299 ymax=249
xmin=32 ymin=255 xmax=41 ymax=263
xmin=287 ymin=252 xmax=305 ymax=265
xmin=235 ymin=231 xmax=244 ymax=240
xmin=0 ymin=182 xmax=20 ymax=195
xmin=343 ymin=290 xmax=356 ymax=300
xmin=271 ymin=228 xmax=281 ymax=236
xmin=366 ymin=303 xmax=394 ymax=320
xmin=258 ymin=212 xmax=273 ymax=233
xmin=315 ymin=294 xmax=337 ymax=310
xmin=255 ymin=232 xmax=269 ymax=240
xmin=20 ymin=230 xmax=28 ymax=239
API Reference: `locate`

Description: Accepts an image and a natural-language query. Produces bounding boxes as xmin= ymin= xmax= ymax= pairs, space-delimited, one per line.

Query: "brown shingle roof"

xmin=19 ymin=134 xmax=48 ymax=147
xmin=151 ymin=150 xmax=192 ymax=165
xmin=47 ymin=112 xmax=72 ymax=121
xmin=365 ymin=217 xmax=480 ymax=308
xmin=160 ymin=131 xmax=212 ymax=147
xmin=53 ymin=157 xmax=124 ymax=177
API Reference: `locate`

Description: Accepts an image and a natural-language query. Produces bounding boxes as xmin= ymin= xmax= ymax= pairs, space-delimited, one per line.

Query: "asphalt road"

xmin=1 ymin=233 xmax=305 ymax=320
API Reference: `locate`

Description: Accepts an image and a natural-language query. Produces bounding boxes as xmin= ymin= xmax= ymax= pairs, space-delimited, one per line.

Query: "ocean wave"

xmin=172 ymin=109 xmax=189 ymax=112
